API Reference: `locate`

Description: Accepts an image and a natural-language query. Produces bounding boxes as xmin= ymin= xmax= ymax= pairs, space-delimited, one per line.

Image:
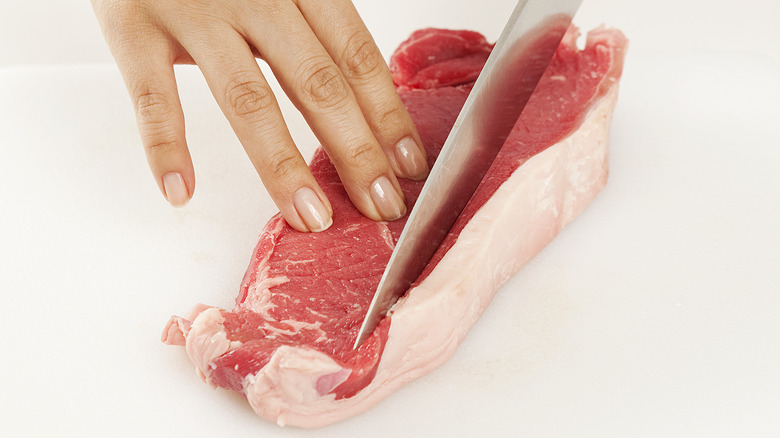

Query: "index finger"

xmin=114 ymin=30 xmax=195 ymax=207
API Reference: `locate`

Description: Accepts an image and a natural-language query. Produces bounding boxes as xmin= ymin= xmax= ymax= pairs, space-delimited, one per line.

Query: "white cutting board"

xmin=1 ymin=2 xmax=780 ymax=437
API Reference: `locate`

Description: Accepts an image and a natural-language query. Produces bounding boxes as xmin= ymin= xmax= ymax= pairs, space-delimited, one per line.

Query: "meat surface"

xmin=163 ymin=25 xmax=627 ymax=428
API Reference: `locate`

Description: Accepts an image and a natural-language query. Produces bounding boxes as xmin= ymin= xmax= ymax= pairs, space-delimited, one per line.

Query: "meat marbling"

xmin=163 ymin=25 xmax=627 ymax=428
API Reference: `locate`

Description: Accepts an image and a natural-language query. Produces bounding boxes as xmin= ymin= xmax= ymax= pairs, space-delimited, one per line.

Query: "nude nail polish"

xmin=394 ymin=137 xmax=428 ymax=180
xmin=370 ymin=176 xmax=407 ymax=221
xmin=293 ymin=187 xmax=333 ymax=232
xmin=162 ymin=172 xmax=189 ymax=207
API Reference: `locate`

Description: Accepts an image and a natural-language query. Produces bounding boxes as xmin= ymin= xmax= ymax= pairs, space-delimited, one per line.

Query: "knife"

xmin=353 ymin=0 xmax=582 ymax=349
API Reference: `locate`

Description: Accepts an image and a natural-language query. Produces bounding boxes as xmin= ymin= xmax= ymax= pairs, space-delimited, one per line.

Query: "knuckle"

xmin=342 ymin=142 xmax=378 ymax=169
xmin=340 ymin=31 xmax=384 ymax=81
xmin=258 ymin=0 xmax=284 ymax=15
xmin=145 ymin=136 xmax=179 ymax=154
xmin=104 ymin=0 xmax=152 ymax=35
xmin=224 ymin=74 xmax=275 ymax=119
xmin=374 ymin=105 xmax=404 ymax=131
xmin=142 ymin=124 xmax=180 ymax=154
xmin=133 ymin=91 xmax=180 ymax=152
xmin=103 ymin=0 xmax=136 ymax=26
xmin=135 ymin=91 xmax=174 ymax=127
xmin=299 ymin=59 xmax=350 ymax=109
xmin=264 ymin=150 xmax=300 ymax=180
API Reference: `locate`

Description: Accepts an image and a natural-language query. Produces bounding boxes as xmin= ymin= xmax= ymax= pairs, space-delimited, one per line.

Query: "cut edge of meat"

xmin=240 ymin=84 xmax=619 ymax=427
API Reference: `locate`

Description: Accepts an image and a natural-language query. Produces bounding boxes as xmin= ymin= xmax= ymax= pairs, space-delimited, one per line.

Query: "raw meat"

xmin=389 ymin=28 xmax=494 ymax=89
xmin=163 ymin=25 xmax=627 ymax=428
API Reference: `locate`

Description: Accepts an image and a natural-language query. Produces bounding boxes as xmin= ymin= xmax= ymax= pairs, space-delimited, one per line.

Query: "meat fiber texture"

xmin=163 ymin=25 xmax=627 ymax=428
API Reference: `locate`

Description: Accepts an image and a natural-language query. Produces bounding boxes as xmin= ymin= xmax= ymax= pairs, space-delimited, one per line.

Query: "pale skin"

xmin=92 ymin=0 xmax=429 ymax=232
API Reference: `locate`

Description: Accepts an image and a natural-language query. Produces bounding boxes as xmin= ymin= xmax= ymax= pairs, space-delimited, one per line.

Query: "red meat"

xmin=163 ymin=26 xmax=627 ymax=428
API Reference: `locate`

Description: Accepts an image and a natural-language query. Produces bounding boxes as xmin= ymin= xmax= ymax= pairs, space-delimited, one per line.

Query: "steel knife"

xmin=354 ymin=0 xmax=583 ymax=348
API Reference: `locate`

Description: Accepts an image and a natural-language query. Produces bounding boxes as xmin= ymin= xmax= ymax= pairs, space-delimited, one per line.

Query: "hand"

xmin=92 ymin=0 xmax=429 ymax=232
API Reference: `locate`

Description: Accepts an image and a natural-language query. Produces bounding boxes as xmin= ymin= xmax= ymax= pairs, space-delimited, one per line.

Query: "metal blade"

xmin=354 ymin=0 xmax=582 ymax=349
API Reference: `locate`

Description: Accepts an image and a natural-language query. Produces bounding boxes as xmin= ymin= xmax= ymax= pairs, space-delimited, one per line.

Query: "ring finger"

xmin=298 ymin=0 xmax=429 ymax=181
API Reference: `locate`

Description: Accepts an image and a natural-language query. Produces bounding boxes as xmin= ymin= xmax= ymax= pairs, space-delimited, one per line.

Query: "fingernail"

xmin=162 ymin=172 xmax=189 ymax=207
xmin=293 ymin=187 xmax=333 ymax=232
xmin=370 ymin=176 xmax=407 ymax=221
xmin=394 ymin=137 xmax=428 ymax=180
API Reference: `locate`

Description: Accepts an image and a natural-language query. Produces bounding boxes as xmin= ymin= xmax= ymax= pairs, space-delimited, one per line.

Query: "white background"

xmin=1 ymin=1 xmax=779 ymax=437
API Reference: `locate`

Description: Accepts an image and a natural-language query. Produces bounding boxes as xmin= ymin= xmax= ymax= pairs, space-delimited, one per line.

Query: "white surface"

xmin=1 ymin=1 xmax=780 ymax=437
xmin=2 ymin=1 xmax=780 ymax=68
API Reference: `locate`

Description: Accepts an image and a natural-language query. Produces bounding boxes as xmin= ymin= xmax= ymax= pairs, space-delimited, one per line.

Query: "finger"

xmin=298 ymin=0 xmax=429 ymax=181
xmin=114 ymin=31 xmax=194 ymax=207
xmin=235 ymin=3 xmax=407 ymax=222
xmin=176 ymin=27 xmax=333 ymax=232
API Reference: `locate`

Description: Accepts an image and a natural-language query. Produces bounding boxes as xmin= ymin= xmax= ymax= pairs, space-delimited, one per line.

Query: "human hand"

xmin=92 ymin=0 xmax=429 ymax=232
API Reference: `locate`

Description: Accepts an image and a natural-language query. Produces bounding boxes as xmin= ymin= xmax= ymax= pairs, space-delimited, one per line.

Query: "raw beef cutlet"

xmin=163 ymin=25 xmax=627 ymax=427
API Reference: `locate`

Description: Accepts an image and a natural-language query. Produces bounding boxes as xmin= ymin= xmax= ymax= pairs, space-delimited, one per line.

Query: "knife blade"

xmin=353 ymin=0 xmax=582 ymax=349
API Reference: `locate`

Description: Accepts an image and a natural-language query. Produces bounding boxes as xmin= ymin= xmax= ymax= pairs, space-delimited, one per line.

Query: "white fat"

xmin=379 ymin=223 xmax=395 ymax=250
xmin=243 ymin=346 xmax=346 ymax=427
xmin=264 ymin=319 xmax=327 ymax=340
xmin=245 ymin=271 xmax=289 ymax=317
xmin=184 ymin=307 xmax=242 ymax=385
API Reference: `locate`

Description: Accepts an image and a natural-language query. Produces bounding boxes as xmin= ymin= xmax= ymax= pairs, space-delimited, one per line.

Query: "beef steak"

xmin=163 ymin=25 xmax=627 ymax=428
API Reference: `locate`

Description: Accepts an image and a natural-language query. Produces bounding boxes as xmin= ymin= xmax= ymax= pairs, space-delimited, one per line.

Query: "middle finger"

xmin=236 ymin=0 xmax=408 ymax=222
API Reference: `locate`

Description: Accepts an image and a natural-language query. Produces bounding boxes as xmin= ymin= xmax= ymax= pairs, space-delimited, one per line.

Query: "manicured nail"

xmin=394 ymin=137 xmax=428 ymax=180
xmin=370 ymin=176 xmax=407 ymax=221
xmin=162 ymin=172 xmax=189 ymax=207
xmin=293 ymin=187 xmax=333 ymax=232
